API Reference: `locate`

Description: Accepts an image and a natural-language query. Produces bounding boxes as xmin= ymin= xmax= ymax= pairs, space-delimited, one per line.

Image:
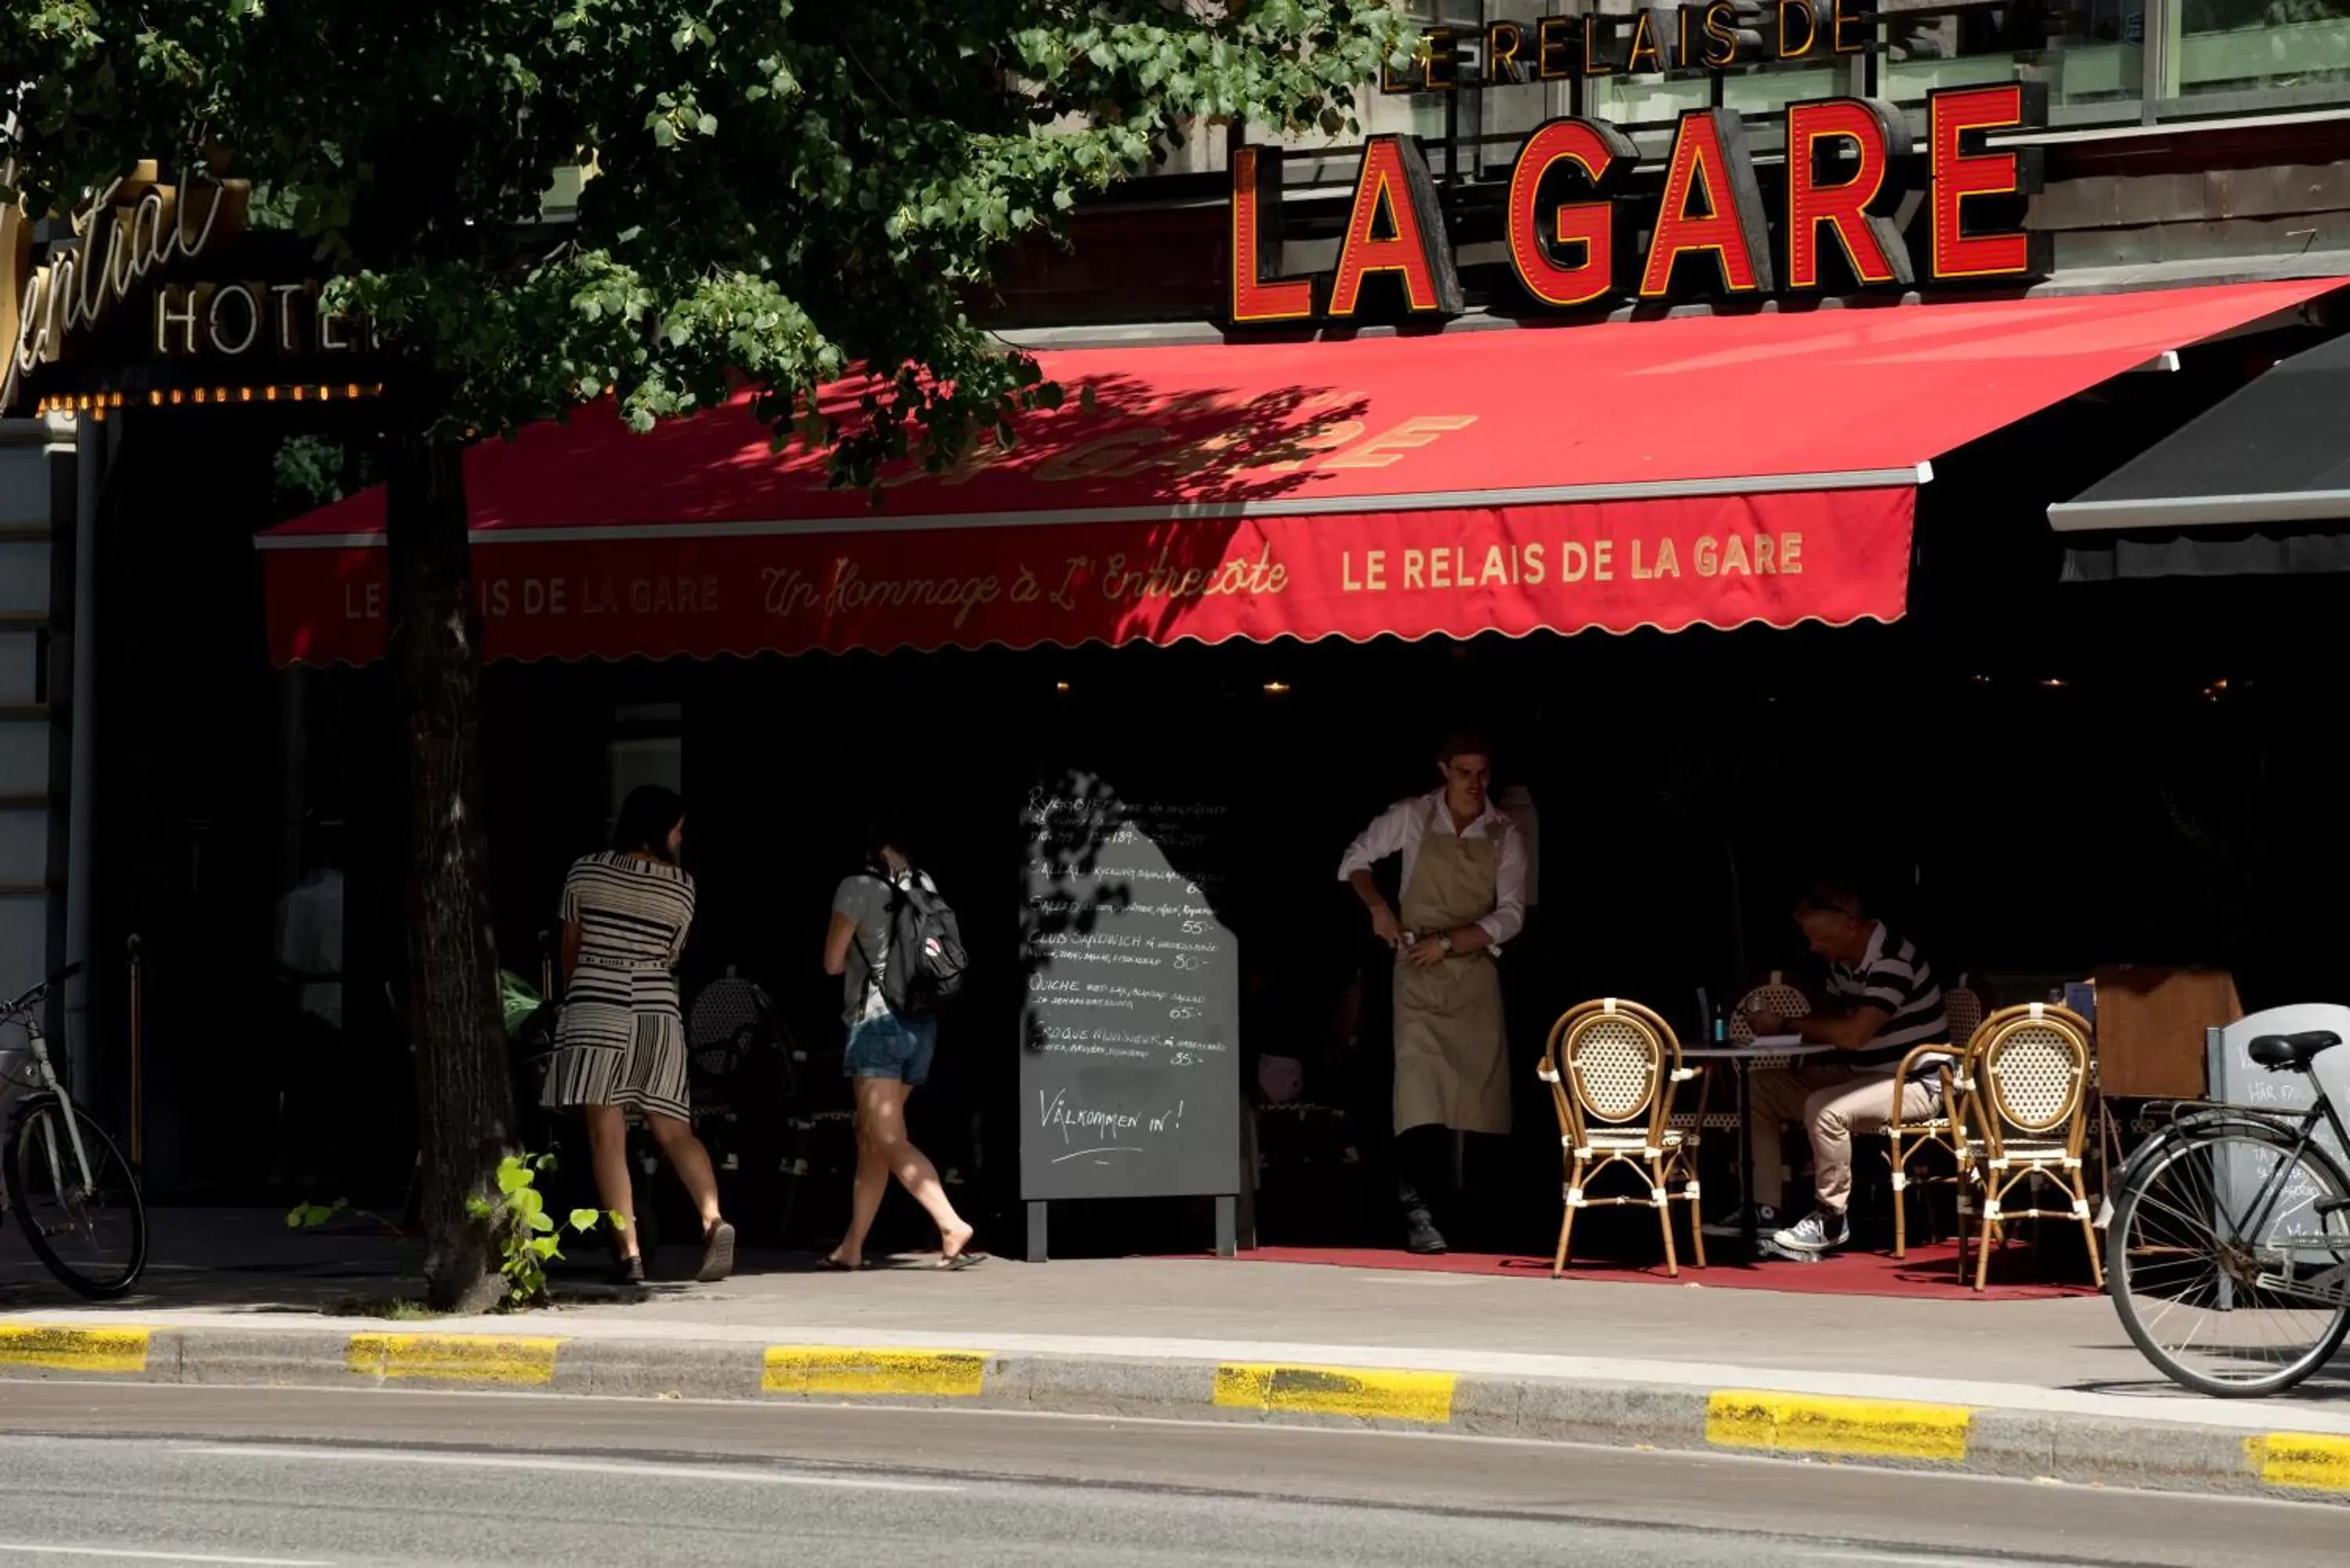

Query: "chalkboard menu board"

xmin=1018 ymin=775 xmax=1242 ymax=1237
xmin=2207 ymin=1006 xmax=2350 ymax=1263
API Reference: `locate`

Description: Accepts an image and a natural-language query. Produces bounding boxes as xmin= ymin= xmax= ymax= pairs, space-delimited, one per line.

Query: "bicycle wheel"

xmin=2110 ymin=1118 xmax=2350 ymax=1397
xmin=7 ymin=1096 xmax=148 ymax=1299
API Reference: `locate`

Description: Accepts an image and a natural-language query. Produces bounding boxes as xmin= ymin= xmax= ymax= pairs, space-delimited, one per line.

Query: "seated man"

xmin=1739 ymin=879 xmax=1950 ymax=1256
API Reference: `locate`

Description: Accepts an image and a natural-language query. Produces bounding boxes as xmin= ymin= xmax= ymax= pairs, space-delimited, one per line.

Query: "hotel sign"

xmin=1 ymin=162 xmax=382 ymax=413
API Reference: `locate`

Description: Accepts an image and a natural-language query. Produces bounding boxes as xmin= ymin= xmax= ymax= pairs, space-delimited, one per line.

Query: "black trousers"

xmin=1394 ymin=1122 xmax=1457 ymax=1217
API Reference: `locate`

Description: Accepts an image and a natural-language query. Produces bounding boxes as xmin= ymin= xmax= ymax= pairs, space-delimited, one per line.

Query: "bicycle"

xmin=2107 ymin=1028 xmax=2350 ymax=1397
xmin=0 ymin=963 xmax=149 ymax=1299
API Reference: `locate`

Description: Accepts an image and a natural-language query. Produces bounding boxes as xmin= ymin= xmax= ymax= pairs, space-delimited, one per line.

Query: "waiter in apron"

xmin=1339 ymin=731 xmax=1528 ymax=1254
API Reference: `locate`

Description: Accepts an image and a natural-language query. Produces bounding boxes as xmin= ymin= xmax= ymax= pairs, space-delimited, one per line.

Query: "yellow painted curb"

xmin=762 ymin=1346 xmax=988 ymax=1399
xmin=0 ymin=1324 xmax=150 ymax=1375
xmin=2247 ymin=1432 xmax=2350 ymax=1492
xmin=1707 ymin=1389 xmax=1971 ymax=1461
xmin=346 ymin=1333 xmax=559 ymax=1386
xmin=1213 ymin=1362 xmax=1456 ymax=1425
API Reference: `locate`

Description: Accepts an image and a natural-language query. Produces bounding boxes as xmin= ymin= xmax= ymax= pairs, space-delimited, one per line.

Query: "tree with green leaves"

xmin=2 ymin=2 xmax=1405 ymax=1308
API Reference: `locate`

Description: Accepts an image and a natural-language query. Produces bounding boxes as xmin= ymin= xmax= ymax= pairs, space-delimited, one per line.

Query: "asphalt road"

xmin=0 ymin=1383 xmax=2341 ymax=1567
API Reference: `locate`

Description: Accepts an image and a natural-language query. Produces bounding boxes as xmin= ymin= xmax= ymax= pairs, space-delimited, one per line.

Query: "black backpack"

xmin=874 ymin=873 xmax=968 ymax=1017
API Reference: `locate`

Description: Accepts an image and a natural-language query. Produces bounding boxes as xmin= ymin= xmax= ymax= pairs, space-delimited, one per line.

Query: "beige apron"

xmin=1391 ymin=824 xmax=1510 ymax=1136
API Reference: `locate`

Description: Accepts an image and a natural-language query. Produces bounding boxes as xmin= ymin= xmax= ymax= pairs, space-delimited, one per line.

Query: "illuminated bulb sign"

xmin=1231 ymin=19 xmax=2048 ymax=326
xmin=0 ymin=162 xmax=384 ymax=413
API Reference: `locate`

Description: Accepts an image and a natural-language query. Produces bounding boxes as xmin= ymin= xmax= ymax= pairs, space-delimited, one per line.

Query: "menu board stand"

xmin=1018 ymin=773 xmax=1242 ymax=1263
xmin=1025 ymin=1194 xmax=1237 ymax=1265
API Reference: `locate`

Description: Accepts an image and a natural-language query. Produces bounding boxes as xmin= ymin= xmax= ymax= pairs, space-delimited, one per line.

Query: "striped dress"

xmin=540 ymin=851 xmax=696 ymax=1122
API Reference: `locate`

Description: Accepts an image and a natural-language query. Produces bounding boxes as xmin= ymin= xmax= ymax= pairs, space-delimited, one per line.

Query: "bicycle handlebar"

xmin=2 ymin=961 xmax=84 ymax=1020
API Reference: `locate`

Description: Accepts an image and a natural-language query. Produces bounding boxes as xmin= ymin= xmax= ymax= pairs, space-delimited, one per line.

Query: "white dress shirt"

xmin=1337 ymin=789 xmax=1528 ymax=948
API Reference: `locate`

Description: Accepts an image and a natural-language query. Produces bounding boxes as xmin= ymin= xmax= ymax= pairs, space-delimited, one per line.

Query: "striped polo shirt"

xmin=1827 ymin=923 xmax=1948 ymax=1071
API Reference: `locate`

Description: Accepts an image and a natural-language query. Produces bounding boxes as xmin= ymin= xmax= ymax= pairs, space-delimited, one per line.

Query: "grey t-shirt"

xmin=831 ymin=869 xmax=935 ymax=1026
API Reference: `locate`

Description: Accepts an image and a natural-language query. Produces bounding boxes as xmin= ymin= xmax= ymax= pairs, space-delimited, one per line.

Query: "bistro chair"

xmin=1540 ymin=997 xmax=1704 ymax=1277
xmin=1721 ymin=972 xmax=1814 ymax=1207
xmin=1882 ymin=975 xmax=1989 ymax=1259
xmin=1952 ymin=1003 xmax=2102 ymax=1292
xmin=1667 ymin=974 xmax=1807 ymax=1170
xmin=1943 ymin=974 xmax=1987 ymax=1056
xmin=1882 ymin=1036 xmax=1976 ymax=1261
xmin=1726 ymin=971 xmax=1811 ymax=1049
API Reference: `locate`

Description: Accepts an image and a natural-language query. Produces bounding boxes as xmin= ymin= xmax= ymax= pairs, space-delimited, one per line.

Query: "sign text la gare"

xmin=1229 ymin=84 xmax=2049 ymax=326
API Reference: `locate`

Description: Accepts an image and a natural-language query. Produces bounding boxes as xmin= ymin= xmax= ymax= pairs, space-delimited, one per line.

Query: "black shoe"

xmin=1701 ymin=1204 xmax=1780 ymax=1239
xmin=1404 ymin=1210 xmax=1449 ymax=1255
xmin=609 ymin=1253 xmax=645 ymax=1286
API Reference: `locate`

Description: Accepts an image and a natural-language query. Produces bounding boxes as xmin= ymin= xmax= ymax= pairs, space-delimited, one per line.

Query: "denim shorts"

xmin=844 ymin=1013 xmax=938 ymax=1087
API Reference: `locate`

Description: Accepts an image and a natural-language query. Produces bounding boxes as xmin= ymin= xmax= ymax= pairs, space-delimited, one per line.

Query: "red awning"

xmin=260 ymin=280 xmax=2336 ymax=665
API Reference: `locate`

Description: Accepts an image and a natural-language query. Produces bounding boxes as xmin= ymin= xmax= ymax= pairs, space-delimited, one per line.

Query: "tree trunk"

xmin=384 ymin=431 xmax=513 ymax=1314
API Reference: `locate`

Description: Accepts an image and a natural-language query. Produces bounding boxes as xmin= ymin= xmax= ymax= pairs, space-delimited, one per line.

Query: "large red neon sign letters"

xmin=1231 ymin=86 xmax=2045 ymax=324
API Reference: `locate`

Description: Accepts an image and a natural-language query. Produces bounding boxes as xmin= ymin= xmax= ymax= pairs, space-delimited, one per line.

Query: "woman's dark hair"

xmin=613 ymin=786 xmax=686 ymax=862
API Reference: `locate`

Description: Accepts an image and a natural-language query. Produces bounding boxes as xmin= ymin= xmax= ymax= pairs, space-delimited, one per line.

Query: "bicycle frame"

xmin=0 ymin=1010 xmax=97 ymax=1209
xmin=2170 ymin=1095 xmax=2350 ymax=1309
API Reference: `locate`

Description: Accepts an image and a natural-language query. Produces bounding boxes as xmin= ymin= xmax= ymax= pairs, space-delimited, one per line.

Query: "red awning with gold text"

xmin=258 ymin=280 xmax=2337 ymax=665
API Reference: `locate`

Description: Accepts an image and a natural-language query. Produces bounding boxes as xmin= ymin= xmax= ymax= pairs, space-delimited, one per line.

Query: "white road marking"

xmin=173 ymin=1443 xmax=960 ymax=1494
xmin=1806 ymin=1555 xmax=2095 ymax=1568
xmin=0 ymin=1547 xmax=331 ymax=1566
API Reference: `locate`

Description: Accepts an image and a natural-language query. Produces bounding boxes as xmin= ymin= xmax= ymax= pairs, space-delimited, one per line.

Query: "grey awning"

xmin=2049 ymin=330 xmax=2350 ymax=537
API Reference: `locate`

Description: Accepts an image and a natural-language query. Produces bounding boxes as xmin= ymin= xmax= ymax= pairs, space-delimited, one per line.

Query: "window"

xmin=2171 ymin=0 xmax=2350 ymax=99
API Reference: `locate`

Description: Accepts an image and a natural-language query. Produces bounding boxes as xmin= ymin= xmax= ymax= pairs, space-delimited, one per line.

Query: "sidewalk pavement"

xmin=5 ymin=1209 xmax=2349 ymax=1501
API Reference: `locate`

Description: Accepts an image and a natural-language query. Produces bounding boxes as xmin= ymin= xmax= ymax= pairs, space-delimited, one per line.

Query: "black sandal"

xmin=696 ymin=1220 xmax=736 ymax=1284
xmin=610 ymin=1253 xmax=646 ymax=1287
xmin=819 ymin=1253 xmax=862 ymax=1273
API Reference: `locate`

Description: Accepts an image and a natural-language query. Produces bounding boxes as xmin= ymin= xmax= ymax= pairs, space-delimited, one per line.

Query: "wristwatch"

xmin=1437 ymin=932 xmax=1455 ymax=955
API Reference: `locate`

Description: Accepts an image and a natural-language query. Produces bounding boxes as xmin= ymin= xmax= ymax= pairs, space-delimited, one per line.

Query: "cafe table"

xmin=1679 ymin=1036 xmax=1838 ymax=1248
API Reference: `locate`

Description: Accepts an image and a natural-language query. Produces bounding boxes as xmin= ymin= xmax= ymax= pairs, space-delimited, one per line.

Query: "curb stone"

xmin=2 ymin=1321 xmax=2344 ymax=1504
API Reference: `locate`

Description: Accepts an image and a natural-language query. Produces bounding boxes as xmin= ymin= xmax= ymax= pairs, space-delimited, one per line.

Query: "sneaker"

xmin=1701 ymin=1204 xmax=1778 ymax=1239
xmin=1403 ymin=1210 xmax=1449 ymax=1255
xmin=1771 ymin=1210 xmax=1850 ymax=1255
xmin=696 ymin=1219 xmax=737 ymax=1284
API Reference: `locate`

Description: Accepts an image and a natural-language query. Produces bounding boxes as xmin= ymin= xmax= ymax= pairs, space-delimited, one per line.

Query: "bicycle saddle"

xmin=2247 ymin=1030 xmax=2341 ymax=1071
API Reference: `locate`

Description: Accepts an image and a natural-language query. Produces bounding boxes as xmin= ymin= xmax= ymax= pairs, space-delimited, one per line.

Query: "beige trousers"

xmin=1748 ymin=1066 xmax=1938 ymax=1216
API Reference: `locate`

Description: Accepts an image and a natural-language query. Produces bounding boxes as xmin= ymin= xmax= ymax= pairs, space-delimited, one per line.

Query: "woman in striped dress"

xmin=541 ymin=786 xmax=733 ymax=1284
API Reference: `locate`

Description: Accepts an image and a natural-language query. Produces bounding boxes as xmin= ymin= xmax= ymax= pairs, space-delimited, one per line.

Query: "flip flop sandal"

xmin=937 ymin=1250 xmax=986 ymax=1272
xmin=819 ymin=1254 xmax=862 ymax=1273
xmin=696 ymin=1220 xmax=736 ymax=1283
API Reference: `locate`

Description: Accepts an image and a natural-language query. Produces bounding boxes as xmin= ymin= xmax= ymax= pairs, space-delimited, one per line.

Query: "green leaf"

xmin=569 ymin=1208 xmax=603 ymax=1234
xmin=696 ymin=114 xmax=718 ymax=137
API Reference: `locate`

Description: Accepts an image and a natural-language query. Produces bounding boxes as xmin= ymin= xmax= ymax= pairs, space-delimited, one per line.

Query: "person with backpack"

xmin=819 ymin=818 xmax=979 ymax=1270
